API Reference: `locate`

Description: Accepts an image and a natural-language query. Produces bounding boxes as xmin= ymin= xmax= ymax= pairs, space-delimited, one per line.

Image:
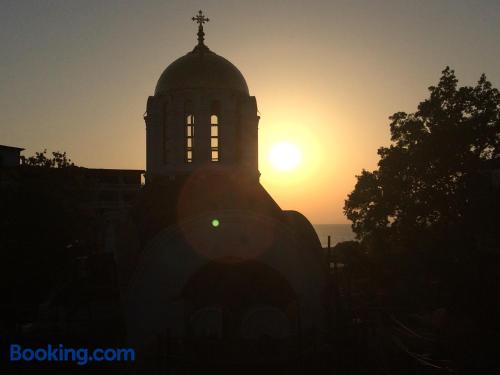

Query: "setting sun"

xmin=268 ymin=142 xmax=302 ymax=172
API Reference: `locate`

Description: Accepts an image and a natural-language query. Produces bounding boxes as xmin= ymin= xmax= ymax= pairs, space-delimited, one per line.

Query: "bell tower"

xmin=122 ymin=14 xmax=329 ymax=362
xmin=144 ymin=11 xmax=260 ymax=183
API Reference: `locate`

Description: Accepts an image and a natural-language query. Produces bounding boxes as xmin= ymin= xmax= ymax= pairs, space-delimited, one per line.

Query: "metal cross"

xmin=192 ymin=10 xmax=209 ymax=26
xmin=192 ymin=10 xmax=209 ymax=46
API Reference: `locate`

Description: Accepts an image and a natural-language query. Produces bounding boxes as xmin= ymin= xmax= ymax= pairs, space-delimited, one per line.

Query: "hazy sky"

xmin=1 ymin=0 xmax=499 ymax=223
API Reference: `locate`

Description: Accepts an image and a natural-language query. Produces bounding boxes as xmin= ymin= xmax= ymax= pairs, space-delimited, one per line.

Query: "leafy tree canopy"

xmin=344 ymin=67 xmax=500 ymax=254
xmin=21 ymin=149 xmax=74 ymax=168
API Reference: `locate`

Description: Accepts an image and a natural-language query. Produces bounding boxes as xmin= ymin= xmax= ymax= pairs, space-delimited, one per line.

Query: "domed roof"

xmin=154 ymin=45 xmax=249 ymax=96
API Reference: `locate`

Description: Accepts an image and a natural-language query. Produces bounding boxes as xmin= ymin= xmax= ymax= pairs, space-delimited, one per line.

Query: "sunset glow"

xmin=1 ymin=4 xmax=498 ymax=372
xmin=268 ymin=142 xmax=302 ymax=172
xmin=2 ymin=2 xmax=499 ymax=224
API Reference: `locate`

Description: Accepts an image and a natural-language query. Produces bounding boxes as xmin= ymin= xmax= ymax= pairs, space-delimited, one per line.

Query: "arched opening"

xmin=186 ymin=114 xmax=194 ymax=163
xmin=182 ymin=260 xmax=297 ymax=339
xmin=210 ymin=115 xmax=219 ymax=162
xmin=210 ymin=101 xmax=220 ymax=162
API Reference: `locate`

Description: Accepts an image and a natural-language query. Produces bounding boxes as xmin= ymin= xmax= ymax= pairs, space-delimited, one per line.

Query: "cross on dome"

xmin=192 ymin=10 xmax=210 ymax=46
xmin=192 ymin=10 xmax=209 ymax=26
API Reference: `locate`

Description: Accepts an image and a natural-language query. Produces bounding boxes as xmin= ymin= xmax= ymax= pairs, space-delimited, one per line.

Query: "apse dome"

xmin=154 ymin=45 xmax=249 ymax=96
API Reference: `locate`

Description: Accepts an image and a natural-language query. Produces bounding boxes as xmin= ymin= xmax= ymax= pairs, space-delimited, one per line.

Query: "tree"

xmin=21 ymin=149 xmax=74 ymax=168
xmin=344 ymin=67 xmax=500 ymax=256
xmin=343 ymin=68 xmax=500 ymax=373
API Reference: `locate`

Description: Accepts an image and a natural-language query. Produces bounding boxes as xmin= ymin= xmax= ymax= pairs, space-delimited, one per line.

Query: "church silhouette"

xmin=115 ymin=11 xmax=329 ymax=370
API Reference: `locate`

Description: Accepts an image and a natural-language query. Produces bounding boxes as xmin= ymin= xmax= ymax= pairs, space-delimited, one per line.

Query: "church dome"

xmin=154 ymin=46 xmax=249 ymax=96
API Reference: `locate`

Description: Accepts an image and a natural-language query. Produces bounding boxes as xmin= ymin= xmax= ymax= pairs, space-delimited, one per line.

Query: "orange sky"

xmin=1 ymin=1 xmax=499 ymax=223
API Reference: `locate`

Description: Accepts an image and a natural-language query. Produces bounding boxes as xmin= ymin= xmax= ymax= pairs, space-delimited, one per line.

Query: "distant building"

xmin=0 ymin=145 xmax=24 ymax=167
xmin=0 ymin=146 xmax=144 ymax=254
xmin=74 ymin=168 xmax=145 ymax=254
xmin=0 ymin=146 xmax=144 ymax=342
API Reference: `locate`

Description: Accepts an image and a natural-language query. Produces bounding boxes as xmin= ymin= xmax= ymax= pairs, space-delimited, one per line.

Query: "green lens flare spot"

xmin=211 ymin=219 xmax=220 ymax=228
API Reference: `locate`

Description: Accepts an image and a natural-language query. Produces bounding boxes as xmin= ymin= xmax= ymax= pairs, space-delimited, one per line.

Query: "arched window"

xmin=210 ymin=115 xmax=219 ymax=162
xmin=186 ymin=114 xmax=194 ymax=163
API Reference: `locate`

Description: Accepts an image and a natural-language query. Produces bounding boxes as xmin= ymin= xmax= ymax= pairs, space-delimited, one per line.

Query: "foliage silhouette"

xmin=345 ymin=67 xmax=499 ymax=257
xmin=343 ymin=67 xmax=500 ymax=373
xmin=21 ymin=149 xmax=74 ymax=168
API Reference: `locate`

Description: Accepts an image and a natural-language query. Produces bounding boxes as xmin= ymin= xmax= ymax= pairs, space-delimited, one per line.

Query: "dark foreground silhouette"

xmin=1 ymin=68 xmax=499 ymax=374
